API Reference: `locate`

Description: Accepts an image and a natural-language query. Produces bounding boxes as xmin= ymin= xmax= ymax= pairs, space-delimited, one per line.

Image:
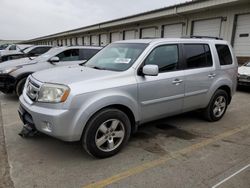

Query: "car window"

xmin=85 ymin=43 xmax=148 ymax=71
xmin=0 ymin=44 xmax=8 ymax=50
xmin=9 ymin=45 xmax=16 ymax=51
xmin=79 ymin=49 xmax=100 ymax=60
xmin=215 ymin=44 xmax=233 ymax=66
xmin=56 ymin=49 xmax=80 ymax=61
xmin=28 ymin=47 xmax=51 ymax=56
xmin=184 ymin=44 xmax=212 ymax=69
xmin=144 ymin=45 xmax=179 ymax=73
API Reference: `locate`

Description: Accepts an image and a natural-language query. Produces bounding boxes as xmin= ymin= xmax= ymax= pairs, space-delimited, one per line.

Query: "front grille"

xmin=26 ymin=77 xmax=40 ymax=101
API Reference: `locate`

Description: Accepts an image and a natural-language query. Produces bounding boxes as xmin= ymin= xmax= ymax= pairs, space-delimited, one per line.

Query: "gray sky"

xmin=0 ymin=0 xmax=189 ymax=40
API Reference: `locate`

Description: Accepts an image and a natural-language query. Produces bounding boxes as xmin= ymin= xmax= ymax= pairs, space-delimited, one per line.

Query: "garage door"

xmin=163 ymin=24 xmax=183 ymax=38
xmin=100 ymin=34 xmax=108 ymax=46
xmin=110 ymin=32 xmax=120 ymax=42
xmin=91 ymin=35 xmax=99 ymax=46
xmin=77 ymin=37 xmax=83 ymax=46
xmin=141 ymin=27 xmax=157 ymax=38
xmin=192 ymin=18 xmax=222 ymax=37
xmin=72 ymin=38 xmax=77 ymax=46
xmin=124 ymin=30 xmax=136 ymax=40
xmin=67 ymin=39 xmax=71 ymax=46
xmin=233 ymin=14 xmax=250 ymax=56
xmin=84 ymin=36 xmax=90 ymax=46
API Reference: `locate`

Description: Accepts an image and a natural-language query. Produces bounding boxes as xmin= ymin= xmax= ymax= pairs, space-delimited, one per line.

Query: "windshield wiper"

xmin=91 ymin=66 xmax=107 ymax=70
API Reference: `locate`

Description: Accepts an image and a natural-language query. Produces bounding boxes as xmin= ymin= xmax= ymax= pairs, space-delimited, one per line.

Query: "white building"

xmin=24 ymin=0 xmax=250 ymax=64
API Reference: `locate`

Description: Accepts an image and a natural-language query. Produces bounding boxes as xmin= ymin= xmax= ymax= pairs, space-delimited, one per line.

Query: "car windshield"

xmin=0 ymin=44 xmax=9 ymax=50
xmin=84 ymin=43 xmax=148 ymax=71
xmin=34 ymin=47 xmax=64 ymax=62
xmin=244 ymin=62 xmax=250 ymax=67
xmin=23 ymin=46 xmax=34 ymax=53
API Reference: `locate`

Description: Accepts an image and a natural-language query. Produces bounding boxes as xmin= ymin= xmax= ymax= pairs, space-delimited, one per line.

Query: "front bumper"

xmin=0 ymin=74 xmax=16 ymax=93
xmin=19 ymin=94 xmax=83 ymax=141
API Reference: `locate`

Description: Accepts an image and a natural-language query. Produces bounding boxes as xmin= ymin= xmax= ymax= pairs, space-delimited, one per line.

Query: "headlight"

xmin=0 ymin=67 xmax=19 ymax=74
xmin=37 ymin=83 xmax=70 ymax=103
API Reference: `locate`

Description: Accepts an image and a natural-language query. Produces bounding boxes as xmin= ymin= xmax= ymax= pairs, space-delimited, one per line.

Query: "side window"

xmin=184 ymin=44 xmax=212 ymax=69
xmin=215 ymin=45 xmax=233 ymax=65
xmin=145 ymin=45 xmax=179 ymax=73
xmin=29 ymin=47 xmax=51 ymax=56
xmin=79 ymin=49 xmax=100 ymax=60
xmin=56 ymin=49 xmax=80 ymax=61
xmin=9 ymin=45 xmax=16 ymax=50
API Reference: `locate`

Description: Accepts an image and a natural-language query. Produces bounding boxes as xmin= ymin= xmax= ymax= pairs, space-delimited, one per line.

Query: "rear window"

xmin=184 ymin=44 xmax=213 ymax=69
xmin=216 ymin=45 xmax=233 ymax=65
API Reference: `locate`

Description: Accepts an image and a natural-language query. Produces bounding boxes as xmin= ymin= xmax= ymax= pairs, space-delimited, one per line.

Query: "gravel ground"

xmin=0 ymin=101 xmax=13 ymax=188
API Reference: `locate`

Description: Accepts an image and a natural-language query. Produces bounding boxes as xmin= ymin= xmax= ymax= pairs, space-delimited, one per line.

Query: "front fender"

xmin=69 ymin=91 xmax=139 ymax=140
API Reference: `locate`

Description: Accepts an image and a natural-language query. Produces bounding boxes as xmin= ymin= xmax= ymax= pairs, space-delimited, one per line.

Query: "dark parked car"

xmin=0 ymin=45 xmax=52 ymax=63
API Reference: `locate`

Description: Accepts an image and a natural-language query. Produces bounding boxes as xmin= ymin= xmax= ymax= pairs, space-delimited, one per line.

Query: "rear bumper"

xmin=0 ymin=74 xmax=16 ymax=93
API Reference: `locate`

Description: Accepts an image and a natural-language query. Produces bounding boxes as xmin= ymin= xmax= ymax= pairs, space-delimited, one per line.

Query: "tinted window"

xmin=79 ymin=49 xmax=100 ymax=60
xmin=9 ymin=45 xmax=16 ymax=50
xmin=145 ymin=45 xmax=179 ymax=72
xmin=28 ymin=47 xmax=51 ymax=56
xmin=216 ymin=45 xmax=232 ymax=65
xmin=184 ymin=44 xmax=212 ymax=69
xmin=56 ymin=49 xmax=80 ymax=61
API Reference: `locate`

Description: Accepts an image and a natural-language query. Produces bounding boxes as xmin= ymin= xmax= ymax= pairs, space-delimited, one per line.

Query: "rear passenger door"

xmin=182 ymin=43 xmax=215 ymax=111
xmin=137 ymin=44 xmax=185 ymax=122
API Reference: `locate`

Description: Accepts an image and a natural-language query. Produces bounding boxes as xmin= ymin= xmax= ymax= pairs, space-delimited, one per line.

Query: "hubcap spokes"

xmin=95 ymin=119 xmax=125 ymax=152
xmin=213 ymin=96 xmax=226 ymax=117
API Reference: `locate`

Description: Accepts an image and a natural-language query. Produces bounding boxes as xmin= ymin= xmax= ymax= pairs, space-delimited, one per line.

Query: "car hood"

xmin=32 ymin=66 xmax=120 ymax=85
xmin=0 ymin=57 xmax=36 ymax=69
xmin=238 ymin=66 xmax=250 ymax=76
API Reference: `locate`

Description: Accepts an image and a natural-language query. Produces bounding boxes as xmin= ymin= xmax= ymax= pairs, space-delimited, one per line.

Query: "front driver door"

xmin=56 ymin=49 xmax=82 ymax=66
xmin=136 ymin=44 xmax=185 ymax=123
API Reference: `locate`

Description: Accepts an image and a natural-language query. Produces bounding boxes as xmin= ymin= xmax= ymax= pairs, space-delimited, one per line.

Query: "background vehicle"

xmin=0 ymin=46 xmax=102 ymax=96
xmin=0 ymin=44 xmax=32 ymax=54
xmin=0 ymin=45 xmax=52 ymax=63
xmin=19 ymin=38 xmax=237 ymax=158
xmin=238 ymin=61 xmax=250 ymax=87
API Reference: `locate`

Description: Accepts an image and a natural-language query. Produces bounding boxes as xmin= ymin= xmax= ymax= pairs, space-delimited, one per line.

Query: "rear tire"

xmin=15 ymin=77 xmax=27 ymax=97
xmin=203 ymin=89 xmax=229 ymax=122
xmin=82 ymin=108 xmax=131 ymax=158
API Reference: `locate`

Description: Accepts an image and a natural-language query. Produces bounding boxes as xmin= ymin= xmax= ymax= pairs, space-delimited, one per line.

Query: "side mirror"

xmin=49 ymin=56 xmax=59 ymax=64
xmin=142 ymin=64 xmax=159 ymax=76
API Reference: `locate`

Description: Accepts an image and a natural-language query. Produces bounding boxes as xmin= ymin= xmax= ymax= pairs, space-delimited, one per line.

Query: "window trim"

xmin=182 ymin=43 xmax=213 ymax=70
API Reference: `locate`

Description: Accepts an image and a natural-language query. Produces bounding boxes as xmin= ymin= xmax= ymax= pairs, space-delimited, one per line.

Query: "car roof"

xmin=64 ymin=46 xmax=103 ymax=50
xmin=115 ymin=38 xmax=229 ymax=45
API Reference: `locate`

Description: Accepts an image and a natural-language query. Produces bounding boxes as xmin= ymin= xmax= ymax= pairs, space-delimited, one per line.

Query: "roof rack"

xmin=182 ymin=35 xmax=223 ymax=40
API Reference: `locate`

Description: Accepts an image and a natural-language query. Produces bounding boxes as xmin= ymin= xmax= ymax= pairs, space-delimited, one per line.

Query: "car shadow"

xmin=237 ymin=86 xmax=250 ymax=93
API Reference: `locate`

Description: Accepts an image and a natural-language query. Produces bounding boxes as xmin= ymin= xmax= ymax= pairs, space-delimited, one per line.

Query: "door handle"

xmin=172 ymin=79 xmax=183 ymax=85
xmin=208 ymin=73 xmax=216 ymax=78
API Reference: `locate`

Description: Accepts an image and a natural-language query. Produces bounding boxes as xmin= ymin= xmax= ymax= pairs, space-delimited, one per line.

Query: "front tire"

xmin=203 ymin=89 xmax=229 ymax=122
xmin=82 ymin=108 xmax=131 ymax=158
xmin=15 ymin=77 xmax=27 ymax=97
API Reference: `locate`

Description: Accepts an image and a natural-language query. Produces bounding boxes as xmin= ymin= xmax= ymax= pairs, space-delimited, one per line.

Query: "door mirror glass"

xmin=142 ymin=65 xmax=159 ymax=76
xmin=49 ymin=56 xmax=60 ymax=64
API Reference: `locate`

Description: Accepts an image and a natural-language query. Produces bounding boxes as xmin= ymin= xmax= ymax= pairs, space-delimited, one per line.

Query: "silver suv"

xmin=18 ymin=38 xmax=238 ymax=158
